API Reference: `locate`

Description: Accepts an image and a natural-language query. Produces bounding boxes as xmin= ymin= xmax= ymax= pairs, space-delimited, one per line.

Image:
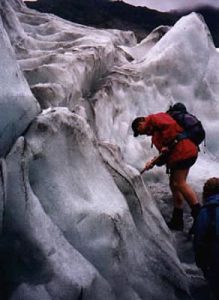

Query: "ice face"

xmin=1 ymin=107 xmax=190 ymax=300
xmin=0 ymin=0 xmax=218 ymax=299
xmin=0 ymin=14 xmax=40 ymax=157
xmin=4 ymin=135 xmax=115 ymax=300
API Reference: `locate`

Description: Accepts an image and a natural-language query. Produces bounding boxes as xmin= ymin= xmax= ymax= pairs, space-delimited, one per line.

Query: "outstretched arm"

xmin=140 ymin=153 xmax=168 ymax=174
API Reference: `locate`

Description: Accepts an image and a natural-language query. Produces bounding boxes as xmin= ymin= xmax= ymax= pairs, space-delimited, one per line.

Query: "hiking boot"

xmin=189 ymin=203 xmax=202 ymax=235
xmin=167 ymin=208 xmax=184 ymax=231
xmin=167 ymin=219 xmax=184 ymax=231
xmin=191 ymin=203 xmax=202 ymax=219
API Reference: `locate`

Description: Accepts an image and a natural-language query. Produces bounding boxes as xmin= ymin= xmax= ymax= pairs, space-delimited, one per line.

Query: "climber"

xmin=193 ymin=177 xmax=219 ymax=300
xmin=132 ymin=104 xmax=201 ymax=232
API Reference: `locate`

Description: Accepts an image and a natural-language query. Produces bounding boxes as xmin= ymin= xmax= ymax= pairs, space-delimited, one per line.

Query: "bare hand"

xmin=140 ymin=155 xmax=161 ymax=174
xmin=144 ymin=159 xmax=155 ymax=171
xmin=161 ymin=146 xmax=169 ymax=154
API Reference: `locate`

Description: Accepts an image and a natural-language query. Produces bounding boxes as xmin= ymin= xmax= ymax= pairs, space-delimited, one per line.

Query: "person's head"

xmin=167 ymin=102 xmax=187 ymax=114
xmin=203 ymin=177 xmax=219 ymax=201
xmin=131 ymin=117 xmax=153 ymax=137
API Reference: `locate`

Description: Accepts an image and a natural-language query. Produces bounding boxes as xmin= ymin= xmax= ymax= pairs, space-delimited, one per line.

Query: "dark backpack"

xmin=168 ymin=110 xmax=206 ymax=146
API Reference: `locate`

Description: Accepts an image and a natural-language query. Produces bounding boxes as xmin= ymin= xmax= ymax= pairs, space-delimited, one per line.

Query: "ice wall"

xmin=0 ymin=11 xmax=40 ymax=157
xmin=0 ymin=0 xmax=218 ymax=299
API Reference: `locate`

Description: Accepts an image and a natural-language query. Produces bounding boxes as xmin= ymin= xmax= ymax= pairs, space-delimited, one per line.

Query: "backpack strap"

xmin=175 ymin=131 xmax=188 ymax=141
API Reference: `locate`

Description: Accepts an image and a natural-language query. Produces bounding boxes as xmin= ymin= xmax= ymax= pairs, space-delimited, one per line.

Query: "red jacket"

xmin=142 ymin=112 xmax=198 ymax=167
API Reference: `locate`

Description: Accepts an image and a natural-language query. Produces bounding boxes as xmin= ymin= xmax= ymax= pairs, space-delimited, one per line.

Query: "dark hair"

xmin=167 ymin=102 xmax=187 ymax=113
xmin=131 ymin=117 xmax=145 ymax=137
xmin=203 ymin=177 xmax=219 ymax=200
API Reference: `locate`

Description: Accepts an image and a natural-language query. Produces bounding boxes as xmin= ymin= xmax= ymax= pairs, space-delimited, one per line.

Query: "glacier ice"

xmin=0 ymin=12 xmax=40 ymax=157
xmin=119 ymin=25 xmax=171 ymax=62
xmin=0 ymin=0 xmax=219 ymax=299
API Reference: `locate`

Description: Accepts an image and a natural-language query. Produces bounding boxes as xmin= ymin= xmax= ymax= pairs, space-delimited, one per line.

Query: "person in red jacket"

xmin=132 ymin=106 xmax=201 ymax=231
